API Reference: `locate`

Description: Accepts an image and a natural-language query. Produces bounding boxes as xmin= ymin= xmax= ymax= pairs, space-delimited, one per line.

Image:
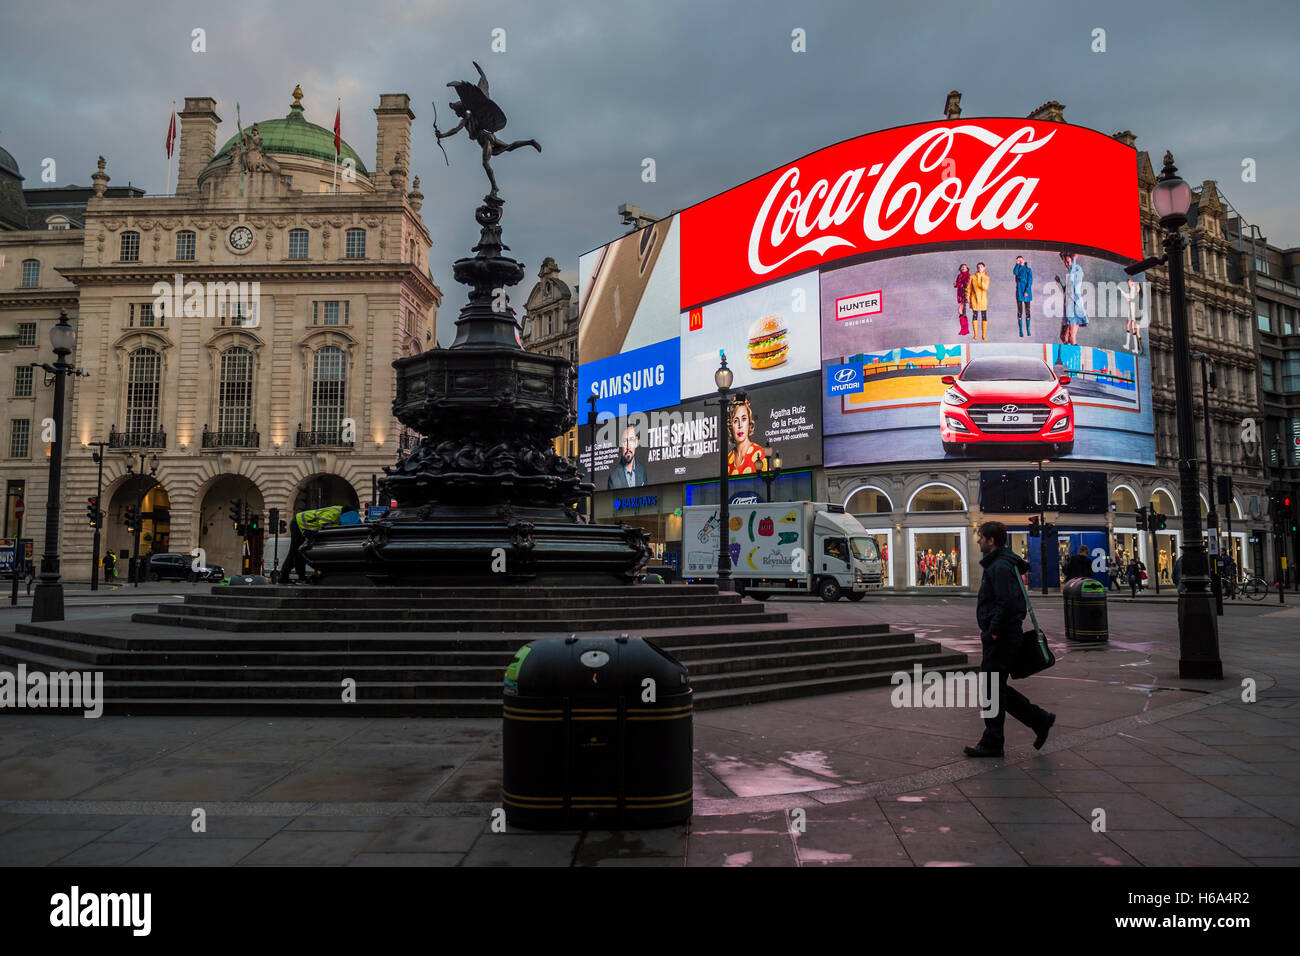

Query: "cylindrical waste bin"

xmin=502 ymin=634 xmax=692 ymax=830
xmin=1063 ymin=577 xmax=1108 ymax=643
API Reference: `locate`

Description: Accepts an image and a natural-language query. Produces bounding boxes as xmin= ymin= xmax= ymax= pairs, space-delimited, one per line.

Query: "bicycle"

xmin=1236 ymin=574 xmax=1268 ymax=601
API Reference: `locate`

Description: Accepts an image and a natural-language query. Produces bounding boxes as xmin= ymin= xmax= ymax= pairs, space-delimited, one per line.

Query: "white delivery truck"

xmin=681 ymin=501 xmax=884 ymax=602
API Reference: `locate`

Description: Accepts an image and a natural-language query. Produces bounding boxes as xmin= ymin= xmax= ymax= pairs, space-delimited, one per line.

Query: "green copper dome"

xmin=209 ymin=88 xmax=370 ymax=178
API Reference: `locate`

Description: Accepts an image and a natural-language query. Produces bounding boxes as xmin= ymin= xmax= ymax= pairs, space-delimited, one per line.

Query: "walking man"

xmin=965 ymin=520 xmax=1055 ymax=758
xmin=1126 ymin=554 xmax=1143 ymax=598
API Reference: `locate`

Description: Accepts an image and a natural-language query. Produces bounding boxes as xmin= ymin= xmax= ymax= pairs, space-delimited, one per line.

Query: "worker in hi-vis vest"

xmin=288 ymin=506 xmax=361 ymax=583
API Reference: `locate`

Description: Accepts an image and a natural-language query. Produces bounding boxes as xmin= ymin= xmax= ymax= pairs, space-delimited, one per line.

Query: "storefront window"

xmin=912 ymin=531 xmax=964 ymax=587
xmin=909 ymin=484 xmax=965 ymax=512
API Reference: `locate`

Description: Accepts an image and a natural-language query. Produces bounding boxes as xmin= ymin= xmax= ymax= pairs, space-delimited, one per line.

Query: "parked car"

xmin=939 ymin=356 xmax=1074 ymax=457
xmin=143 ymin=553 xmax=223 ymax=583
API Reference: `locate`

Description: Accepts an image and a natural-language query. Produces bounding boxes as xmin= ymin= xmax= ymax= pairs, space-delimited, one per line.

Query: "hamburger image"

xmin=747 ymin=315 xmax=789 ymax=370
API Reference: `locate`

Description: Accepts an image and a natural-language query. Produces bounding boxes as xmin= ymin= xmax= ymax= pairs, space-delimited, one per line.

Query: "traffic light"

xmin=123 ymin=505 xmax=137 ymax=533
xmin=1155 ymin=513 xmax=1168 ymax=531
xmin=1286 ymin=493 xmax=1298 ymax=535
xmin=228 ymin=498 xmax=242 ymax=524
xmin=1135 ymin=506 xmax=1147 ymax=531
xmin=1043 ymin=522 xmax=1057 ymax=536
xmin=1217 ymin=475 xmax=1233 ymax=508
xmin=1028 ymin=516 xmax=1040 ymax=538
xmin=267 ymin=507 xmax=279 ymax=532
xmin=278 ymin=519 xmax=288 ymax=535
xmin=250 ymin=512 xmax=260 ymax=533
xmin=87 ymin=496 xmax=99 ymax=528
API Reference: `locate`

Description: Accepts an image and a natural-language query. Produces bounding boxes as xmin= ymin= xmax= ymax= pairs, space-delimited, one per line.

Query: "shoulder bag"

xmin=1010 ymin=572 xmax=1056 ymax=679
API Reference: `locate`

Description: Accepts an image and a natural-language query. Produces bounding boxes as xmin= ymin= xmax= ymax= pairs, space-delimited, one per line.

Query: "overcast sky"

xmin=4 ymin=0 xmax=1296 ymax=346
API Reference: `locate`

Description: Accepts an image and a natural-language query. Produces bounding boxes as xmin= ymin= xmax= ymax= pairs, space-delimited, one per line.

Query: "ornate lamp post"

xmin=715 ymin=352 xmax=734 ymax=593
xmin=1152 ymin=151 xmax=1222 ymax=678
xmin=30 ymin=312 xmax=79 ymax=622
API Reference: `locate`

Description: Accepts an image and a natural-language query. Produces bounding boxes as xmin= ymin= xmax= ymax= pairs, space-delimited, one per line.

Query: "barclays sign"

xmin=614 ymin=495 xmax=658 ymax=511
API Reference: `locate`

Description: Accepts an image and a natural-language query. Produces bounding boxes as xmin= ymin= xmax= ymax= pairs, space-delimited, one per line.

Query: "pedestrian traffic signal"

xmin=1155 ymin=513 xmax=1168 ymax=531
xmin=1135 ymin=506 xmax=1147 ymax=531
xmin=1217 ymin=475 xmax=1233 ymax=508
xmin=123 ymin=505 xmax=137 ymax=533
xmin=278 ymin=519 xmax=288 ymax=535
xmin=250 ymin=512 xmax=260 ymax=532
xmin=1028 ymin=516 xmax=1040 ymax=538
xmin=87 ymin=496 xmax=99 ymax=527
xmin=1286 ymin=494 xmax=1298 ymax=534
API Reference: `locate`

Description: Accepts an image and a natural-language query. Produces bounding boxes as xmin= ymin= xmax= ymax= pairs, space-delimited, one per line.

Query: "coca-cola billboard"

xmin=679 ymin=119 xmax=1139 ymax=309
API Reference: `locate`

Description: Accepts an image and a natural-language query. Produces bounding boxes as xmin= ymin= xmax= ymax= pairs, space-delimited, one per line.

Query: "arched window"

xmin=1110 ymin=485 xmax=1139 ymax=513
xmin=126 ymin=348 xmax=161 ymax=440
xmin=311 ymin=346 xmax=347 ymax=441
xmin=1150 ymin=487 xmax=1178 ymax=516
xmin=120 ymin=231 xmax=140 ymax=261
xmin=345 ymin=228 xmax=366 ymax=259
xmin=175 ymin=230 xmax=196 ymax=261
xmin=288 ymin=228 xmax=308 ymax=260
xmin=907 ymin=483 xmax=966 ymax=512
xmin=21 ymin=259 xmax=39 ymax=287
xmin=218 ymin=347 xmax=254 ymax=442
xmin=845 ymin=486 xmax=893 ymax=514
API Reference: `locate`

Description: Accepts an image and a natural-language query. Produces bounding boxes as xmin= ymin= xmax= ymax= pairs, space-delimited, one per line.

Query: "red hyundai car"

xmin=939 ymin=356 xmax=1074 ymax=457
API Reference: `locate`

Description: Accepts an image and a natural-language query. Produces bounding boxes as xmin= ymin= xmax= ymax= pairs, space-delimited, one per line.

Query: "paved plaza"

xmin=1 ymin=591 xmax=1297 ymax=866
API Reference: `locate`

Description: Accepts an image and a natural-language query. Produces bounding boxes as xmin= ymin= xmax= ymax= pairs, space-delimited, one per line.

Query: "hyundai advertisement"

xmin=819 ymin=247 xmax=1154 ymax=466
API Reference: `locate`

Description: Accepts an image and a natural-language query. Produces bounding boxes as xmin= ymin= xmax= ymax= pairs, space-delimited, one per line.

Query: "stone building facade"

xmin=520 ymin=256 xmax=580 ymax=461
xmin=1 ymin=86 xmax=441 ymax=580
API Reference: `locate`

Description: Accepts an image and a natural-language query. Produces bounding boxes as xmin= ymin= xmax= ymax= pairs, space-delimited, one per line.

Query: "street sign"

xmin=367 ymin=506 xmax=389 ymax=521
xmin=13 ymin=499 xmax=23 ymax=520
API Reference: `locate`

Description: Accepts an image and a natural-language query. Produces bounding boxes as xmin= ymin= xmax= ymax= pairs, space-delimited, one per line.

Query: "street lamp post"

xmin=1192 ymin=353 xmax=1223 ymax=615
xmin=715 ymin=352 xmax=734 ymax=593
xmin=89 ymin=442 xmax=107 ymax=591
xmin=125 ymin=452 xmax=159 ymax=586
xmin=761 ymin=450 xmax=782 ymax=502
xmin=1152 ymin=151 xmax=1222 ymax=679
xmin=586 ymin=389 xmax=598 ymax=523
xmin=1038 ymin=458 xmax=1050 ymax=595
xmin=31 ymin=312 xmax=80 ymax=623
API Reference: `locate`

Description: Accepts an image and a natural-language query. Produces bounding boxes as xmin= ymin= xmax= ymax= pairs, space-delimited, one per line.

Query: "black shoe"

xmin=964 ymin=744 xmax=1004 ymax=758
xmin=1034 ymin=712 xmax=1056 ymax=750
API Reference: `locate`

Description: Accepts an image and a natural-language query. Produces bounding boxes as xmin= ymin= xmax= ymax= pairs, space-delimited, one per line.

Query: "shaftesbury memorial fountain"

xmin=305 ymin=63 xmax=650 ymax=584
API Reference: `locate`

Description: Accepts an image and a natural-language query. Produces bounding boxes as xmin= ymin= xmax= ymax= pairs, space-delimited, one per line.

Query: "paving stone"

xmin=1055 ymin=792 xmax=1191 ymax=830
xmin=590 ymin=856 xmax=685 ymax=866
xmin=75 ymin=760 xmax=292 ymax=801
xmin=991 ymin=823 xmax=1138 ymax=865
xmin=574 ymin=827 xmax=689 ymax=862
xmin=0 ymin=828 xmax=108 ymax=866
xmin=881 ymin=798 xmax=1002 ymax=834
xmin=285 ymin=815 xmax=392 ymax=832
xmin=1238 ymin=794 xmax=1300 ymax=827
xmin=237 ymin=830 xmax=375 ymax=866
xmin=129 ymin=837 xmax=265 ymax=866
xmin=0 ymin=755 xmax=130 ymax=800
xmin=968 ymin=797 xmax=1085 ymax=825
xmin=955 ymin=770 xmax=1053 ymax=798
xmin=1129 ymin=782 xmax=1273 ymax=818
xmin=427 ymin=756 xmax=503 ymax=803
xmin=1104 ymin=829 xmax=1251 ymax=866
xmin=791 ymin=801 xmax=910 ymax=866
xmin=1185 ymin=817 xmax=1300 ymax=858
xmin=365 ymin=817 xmax=487 ymax=854
xmin=1102 ymin=762 xmax=1201 ymax=784
xmin=901 ymin=831 xmax=1026 ymax=866
xmin=53 ymin=840 xmax=154 ymax=866
xmin=0 ymin=813 xmax=34 ymax=835
xmin=1021 ymin=768 xmax=1134 ymax=793
xmin=1162 ymin=754 xmax=1270 ymax=777
xmin=12 ymin=813 xmax=134 ymax=830
xmin=1197 ymin=774 xmax=1299 ymax=797
xmin=886 ymin=783 xmax=969 ymax=803
xmin=252 ymin=747 xmax=464 ymax=802
xmin=461 ymin=833 xmax=582 ymax=867
xmin=348 ymin=852 xmax=464 ymax=866
xmin=99 ymin=815 xmax=191 ymax=843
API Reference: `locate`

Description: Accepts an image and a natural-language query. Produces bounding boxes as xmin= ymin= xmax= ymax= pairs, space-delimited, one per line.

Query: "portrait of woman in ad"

xmin=727 ymin=396 xmax=773 ymax=476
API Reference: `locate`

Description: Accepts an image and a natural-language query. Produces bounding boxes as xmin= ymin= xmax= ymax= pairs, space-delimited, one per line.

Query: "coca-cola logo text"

xmin=747 ymin=126 xmax=1053 ymax=275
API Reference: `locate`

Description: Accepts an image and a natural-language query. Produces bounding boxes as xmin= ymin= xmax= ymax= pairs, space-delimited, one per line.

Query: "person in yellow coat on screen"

xmin=969 ymin=262 xmax=991 ymax=340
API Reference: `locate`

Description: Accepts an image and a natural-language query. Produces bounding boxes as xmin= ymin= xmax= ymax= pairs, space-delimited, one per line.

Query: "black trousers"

xmin=289 ymin=521 xmax=309 ymax=581
xmin=978 ymin=631 xmax=1049 ymax=749
xmin=1017 ymin=300 xmax=1031 ymax=318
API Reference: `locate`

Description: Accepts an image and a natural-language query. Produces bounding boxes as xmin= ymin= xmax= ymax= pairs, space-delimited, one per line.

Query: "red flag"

xmin=333 ymin=102 xmax=341 ymax=156
xmin=165 ymin=110 xmax=177 ymax=158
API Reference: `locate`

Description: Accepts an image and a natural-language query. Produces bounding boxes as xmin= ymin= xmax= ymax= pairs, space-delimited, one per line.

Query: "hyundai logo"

xmin=1002 ymin=404 xmax=1019 ymax=413
xmin=833 ymin=367 xmax=858 ymax=383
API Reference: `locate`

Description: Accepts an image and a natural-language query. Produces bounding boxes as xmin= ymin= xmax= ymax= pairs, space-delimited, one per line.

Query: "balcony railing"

xmin=108 ymin=426 xmax=166 ymax=449
xmin=202 ymin=426 xmax=260 ymax=449
xmin=296 ymin=426 xmax=354 ymax=448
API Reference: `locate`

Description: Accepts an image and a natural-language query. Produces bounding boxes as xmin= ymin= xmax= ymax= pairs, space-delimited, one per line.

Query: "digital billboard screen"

xmin=819 ymin=246 xmax=1153 ymax=466
xmin=579 ymin=372 xmax=823 ymax=489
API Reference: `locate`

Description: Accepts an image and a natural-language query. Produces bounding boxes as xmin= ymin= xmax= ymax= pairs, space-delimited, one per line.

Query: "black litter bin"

xmin=502 ymin=634 xmax=692 ymax=830
xmin=1063 ymin=577 xmax=1108 ymax=643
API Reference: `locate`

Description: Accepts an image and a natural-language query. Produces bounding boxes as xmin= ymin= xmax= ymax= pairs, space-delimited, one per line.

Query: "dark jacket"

xmin=607 ymin=458 xmax=648 ymax=489
xmin=1013 ymin=262 xmax=1033 ymax=301
xmin=1064 ymin=553 xmax=1093 ymax=581
xmin=977 ymin=547 xmax=1030 ymax=638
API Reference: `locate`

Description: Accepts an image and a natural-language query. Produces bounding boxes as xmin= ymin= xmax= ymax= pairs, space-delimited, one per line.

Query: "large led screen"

xmin=579 ymin=372 xmax=822 ymax=488
xmin=819 ymin=246 xmax=1154 ymax=466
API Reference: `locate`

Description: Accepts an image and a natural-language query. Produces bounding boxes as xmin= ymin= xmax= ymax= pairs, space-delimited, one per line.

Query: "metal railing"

xmin=108 ymin=426 xmax=166 ymax=449
xmin=296 ymin=426 xmax=354 ymax=448
xmin=202 ymin=427 xmax=260 ymax=448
